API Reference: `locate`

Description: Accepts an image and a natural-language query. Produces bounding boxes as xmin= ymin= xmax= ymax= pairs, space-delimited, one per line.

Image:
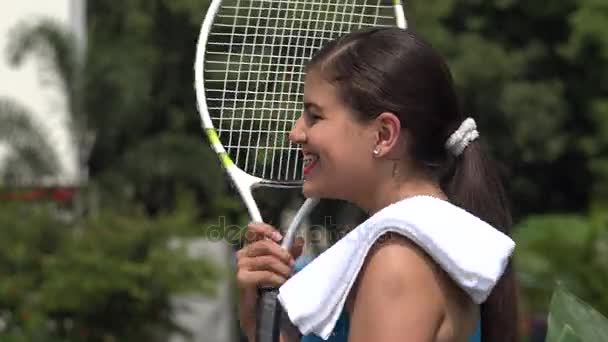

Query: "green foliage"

xmin=0 ymin=195 xmax=224 ymax=341
xmin=513 ymin=209 xmax=608 ymax=316
xmin=403 ymin=0 xmax=608 ymax=213
xmin=83 ymin=0 xmax=240 ymax=215
xmin=562 ymin=0 xmax=608 ymax=201
xmin=546 ymin=286 xmax=608 ymax=342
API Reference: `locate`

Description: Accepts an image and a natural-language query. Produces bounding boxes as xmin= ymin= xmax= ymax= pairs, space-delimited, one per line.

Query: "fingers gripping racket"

xmin=195 ymin=1 xmax=407 ymax=341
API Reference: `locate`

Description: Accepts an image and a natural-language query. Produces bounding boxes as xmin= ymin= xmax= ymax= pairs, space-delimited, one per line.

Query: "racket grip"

xmin=256 ymin=288 xmax=282 ymax=342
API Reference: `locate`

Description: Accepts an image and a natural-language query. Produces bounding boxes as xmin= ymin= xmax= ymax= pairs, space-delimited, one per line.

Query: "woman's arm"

xmin=348 ymin=233 xmax=446 ymax=342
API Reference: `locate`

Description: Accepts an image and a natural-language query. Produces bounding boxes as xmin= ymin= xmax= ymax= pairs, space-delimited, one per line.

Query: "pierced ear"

xmin=374 ymin=112 xmax=401 ymax=156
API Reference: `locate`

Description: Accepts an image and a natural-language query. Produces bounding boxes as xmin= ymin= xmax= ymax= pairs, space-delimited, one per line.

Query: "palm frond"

xmin=0 ymin=98 xmax=61 ymax=186
xmin=6 ymin=19 xmax=85 ymax=129
xmin=7 ymin=19 xmax=79 ymax=94
xmin=5 ymin=19 xmax=94 ymax=182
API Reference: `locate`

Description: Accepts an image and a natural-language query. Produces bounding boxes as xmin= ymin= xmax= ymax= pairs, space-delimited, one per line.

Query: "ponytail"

xmin=445 ymin=141 xmax=520 ymax=342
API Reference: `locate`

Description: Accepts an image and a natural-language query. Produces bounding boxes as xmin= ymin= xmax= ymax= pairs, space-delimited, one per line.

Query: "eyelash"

xmin=306 ymin=112 xmax=322 ymax=122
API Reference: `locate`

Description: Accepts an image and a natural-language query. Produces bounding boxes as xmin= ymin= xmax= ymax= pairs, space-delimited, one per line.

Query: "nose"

xmin=289 ymin=115 xmax=306 ymax=144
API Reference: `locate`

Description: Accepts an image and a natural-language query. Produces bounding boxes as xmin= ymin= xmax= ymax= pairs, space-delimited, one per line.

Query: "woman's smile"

xmin=302 ymin=152 xmax=319 ymax=177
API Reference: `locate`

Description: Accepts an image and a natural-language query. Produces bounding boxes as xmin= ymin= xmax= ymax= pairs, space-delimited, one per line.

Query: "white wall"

xmin=0 ymin=0 xmax=86 ymax=185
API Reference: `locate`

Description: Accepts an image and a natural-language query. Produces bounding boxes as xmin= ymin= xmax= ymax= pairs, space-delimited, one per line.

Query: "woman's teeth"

xmin=303 ymin=155 xmax=319 ymax=173
xmin=303 ymin=155 xmax=318 ymax=167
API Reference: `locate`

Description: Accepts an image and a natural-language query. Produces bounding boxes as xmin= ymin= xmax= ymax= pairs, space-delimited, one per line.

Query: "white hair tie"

xmin=445 ymin=117 xmax=479 ymax=156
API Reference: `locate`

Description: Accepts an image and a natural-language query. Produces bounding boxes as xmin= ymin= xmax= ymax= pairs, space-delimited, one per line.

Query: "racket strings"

xmin=203 ymin=0 xmax=395 ymax=182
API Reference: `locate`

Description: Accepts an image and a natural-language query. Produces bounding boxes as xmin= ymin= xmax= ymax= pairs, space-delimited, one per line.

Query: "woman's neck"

xmin=360 ymin=177 xmax=447 ymax=215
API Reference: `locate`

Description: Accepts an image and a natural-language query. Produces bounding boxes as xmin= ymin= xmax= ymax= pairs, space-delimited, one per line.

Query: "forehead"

xmin=302 ymin=69 xmax=372 ymax=136
xmin=303 ymin=69 xmax=339 ymax=105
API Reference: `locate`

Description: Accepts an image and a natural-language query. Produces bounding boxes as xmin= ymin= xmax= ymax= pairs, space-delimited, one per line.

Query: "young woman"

xmin=236 ymin=28 xmax=519 ymax=342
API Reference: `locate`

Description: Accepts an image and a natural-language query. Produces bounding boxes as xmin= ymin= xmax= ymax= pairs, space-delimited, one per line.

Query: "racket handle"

xmin=256 ymin=288 xmax=282 ymax=342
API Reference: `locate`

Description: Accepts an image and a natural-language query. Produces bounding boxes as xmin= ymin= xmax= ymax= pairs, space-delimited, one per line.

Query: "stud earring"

xmin=372 ymin=148 xmax=380 ymax=156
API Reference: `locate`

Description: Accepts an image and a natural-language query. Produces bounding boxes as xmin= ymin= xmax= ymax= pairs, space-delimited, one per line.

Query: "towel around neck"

xmin=278 ymin=195 xmax=515 ymax=340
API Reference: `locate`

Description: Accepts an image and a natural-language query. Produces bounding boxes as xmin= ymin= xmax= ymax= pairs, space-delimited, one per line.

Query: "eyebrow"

xmin=304 ymin=102 xmax=323 ymax=112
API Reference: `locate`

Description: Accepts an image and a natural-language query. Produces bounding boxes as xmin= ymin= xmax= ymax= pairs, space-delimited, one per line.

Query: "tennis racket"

xmin=194 ymin=1 xmax=407 ymax=341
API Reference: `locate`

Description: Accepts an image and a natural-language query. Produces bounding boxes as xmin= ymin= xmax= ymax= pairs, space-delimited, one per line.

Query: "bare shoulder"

xmin=353 ymin=232 xmax=444 ymax=299
xmin=347 ymin=232 xmax=478 ymax=342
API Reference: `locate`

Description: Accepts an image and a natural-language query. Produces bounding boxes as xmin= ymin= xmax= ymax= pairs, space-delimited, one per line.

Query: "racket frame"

xmin=195 ymin=0 xmax=306 ymax=225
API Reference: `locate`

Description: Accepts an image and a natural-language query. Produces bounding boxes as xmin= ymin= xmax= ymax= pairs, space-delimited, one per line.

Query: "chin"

xmin=302 ymin=181 xmax=343 ymax=200
xmin=301 ymin=182 xmax=319 ymax=198
xmin=302 ymin=180 xmax=327 ymax=198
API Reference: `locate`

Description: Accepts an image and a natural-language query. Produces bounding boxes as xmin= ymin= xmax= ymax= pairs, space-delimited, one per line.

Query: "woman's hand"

xmin=236 ymin=222 xmax=304 ymax=340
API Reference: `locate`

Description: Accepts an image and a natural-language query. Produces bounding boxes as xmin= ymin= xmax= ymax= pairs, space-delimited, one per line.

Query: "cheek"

xmin=303 ymin=133 xmax=374 ymax=199
xmin=310 ymin=121 xmax=373 ymax=168
xmin=327 ymin=143 xmax=374 ymax=182
xmin=341 ymin=132 xmax=373 ymax=162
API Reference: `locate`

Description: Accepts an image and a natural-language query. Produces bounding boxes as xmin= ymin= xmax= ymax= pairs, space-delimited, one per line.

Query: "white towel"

xmin=277 ymin=195 xmax=515 ymax=340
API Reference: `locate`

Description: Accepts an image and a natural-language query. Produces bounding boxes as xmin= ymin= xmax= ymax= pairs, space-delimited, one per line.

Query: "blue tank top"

xmin=293 ymin=256 xmax=482 ymax=342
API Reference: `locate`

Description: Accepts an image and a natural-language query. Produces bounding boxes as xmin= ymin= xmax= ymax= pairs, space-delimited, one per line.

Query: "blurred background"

xmin=0 ymin=1 xmax=607 ymax=341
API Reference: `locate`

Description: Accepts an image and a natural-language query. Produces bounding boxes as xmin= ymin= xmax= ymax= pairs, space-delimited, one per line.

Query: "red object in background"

xmin=52 ymin=187 xmax=76 ymax=202
xmin=1 ymin=187 xmax=77 ymax=203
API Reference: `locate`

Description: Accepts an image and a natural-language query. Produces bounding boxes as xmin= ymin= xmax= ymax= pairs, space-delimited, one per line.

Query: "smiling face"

xmin=289 ymin=69 xmax=378 ymax=201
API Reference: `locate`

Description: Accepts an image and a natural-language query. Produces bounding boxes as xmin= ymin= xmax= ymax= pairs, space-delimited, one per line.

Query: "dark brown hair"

xmin=308 ymin=28 xmax=519 ymax=342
